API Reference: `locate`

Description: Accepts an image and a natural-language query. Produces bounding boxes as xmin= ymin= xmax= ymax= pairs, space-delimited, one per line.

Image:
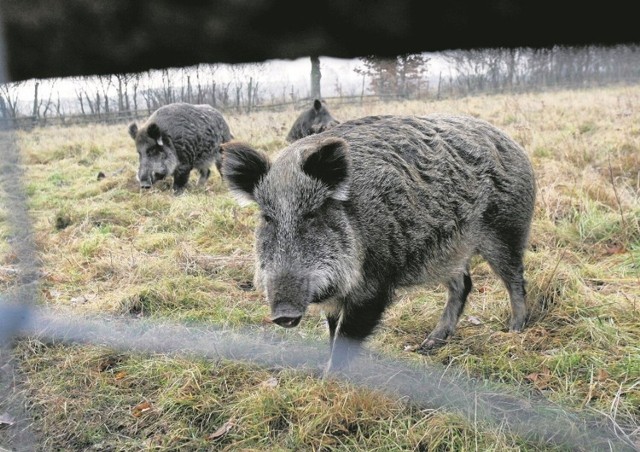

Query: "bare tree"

xmin=228 ymin=62 xmax=265 ymax=112
xmin=0 ymin=80 xmax=24 ymax=119
xmin=115 ymin=73 xmax=135 ymax=112
xmin=310 ymin=55 xmax=321 ymax=98
xmin=204 ymin=63 xmax=220 ymax=106
xmin=27 ymin=78 xmax=57 ymax=121
xmin=96 ymin=74 xmax=114 ymax=114
xmin=130 ymin=72 xmax=141 ymax=113
xmin=161 ymin=68 xmax=173 ymax=104
xmin=73 ymin=76 xmax=104 ymax=115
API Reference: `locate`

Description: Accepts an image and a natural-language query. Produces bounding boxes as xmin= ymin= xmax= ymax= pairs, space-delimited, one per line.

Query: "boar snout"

xmin=137 ymin=169 xmax=153 ymax=188
xmin=138 ymin=177 xmax=152 ymax=189
xmin=138 ymin=171 xmax=166 ymax=188
xmin=270 ymin=299 xmax=306 ymax=329
xmin=267 ymin=271 xmax=312 ymax=329
xmin=271 ymin=312 xmax=303 ymax=328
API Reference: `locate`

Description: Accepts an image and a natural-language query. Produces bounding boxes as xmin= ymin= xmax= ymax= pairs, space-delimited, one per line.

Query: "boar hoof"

xmin=417 ymin=337 xmax=447 ymax=354
xmin=509 ymin=318 xmax=526 ymax=333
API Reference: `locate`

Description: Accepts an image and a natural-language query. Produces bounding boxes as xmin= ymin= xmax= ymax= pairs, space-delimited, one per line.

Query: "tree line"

xmin=1 ymin=44 xmax=639 ymax=129
xmin=357 ymin=44 xmax=640 ymax=100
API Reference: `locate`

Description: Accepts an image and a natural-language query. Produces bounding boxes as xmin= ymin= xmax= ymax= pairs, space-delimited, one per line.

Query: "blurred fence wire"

xmin=1 ymin=304 xmax=639 ymax=451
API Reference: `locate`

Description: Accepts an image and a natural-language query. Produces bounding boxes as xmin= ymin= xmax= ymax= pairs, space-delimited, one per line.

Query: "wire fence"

xmin=1 ymin=303 xmax=638 ymax=451
xmin=0 ymin=93 xmax=427 ymax=131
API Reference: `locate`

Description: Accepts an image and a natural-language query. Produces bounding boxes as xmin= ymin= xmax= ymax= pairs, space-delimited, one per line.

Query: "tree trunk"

xmin=247 ymin=77 xmax=253 ymax=113
xmin=117 ymin=77 xmax=124 ymax=111
xmin=32 ymin=81 xmax=39 ymax=118
xmin=310 ymin=55 xmax=321 ymax=99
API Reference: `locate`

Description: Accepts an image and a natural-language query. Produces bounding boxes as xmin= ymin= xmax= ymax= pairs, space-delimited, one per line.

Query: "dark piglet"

xmin=286 ymin=99 xmax=340 ymax=143
xmin=129 ymin=102 xmax=233 ymax=193
xmin=222 ymin=114 xmax=536 ymax=372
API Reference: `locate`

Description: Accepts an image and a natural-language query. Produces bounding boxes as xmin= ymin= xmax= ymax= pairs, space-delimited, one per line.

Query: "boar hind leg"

xmin=479 ymin=236 xmax=528 ymax=332
xmin=419 ymin=264 xmax=472 ymax=353
xmin=327 ymin=288 xmax=392 ymax=372
xmin=213 ymin=154 xmax=223 ymax=178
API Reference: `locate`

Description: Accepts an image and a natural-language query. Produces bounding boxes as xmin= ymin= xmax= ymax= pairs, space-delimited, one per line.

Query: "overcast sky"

xmin=6 ymin=54 xmax=451 ymax=107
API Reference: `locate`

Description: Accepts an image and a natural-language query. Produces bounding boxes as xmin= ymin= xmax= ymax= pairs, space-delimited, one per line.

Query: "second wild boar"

xmin=128 ymin=102 xmax=233 ymax=193
xmin=286 ymin=99 xmax=340 ymax=143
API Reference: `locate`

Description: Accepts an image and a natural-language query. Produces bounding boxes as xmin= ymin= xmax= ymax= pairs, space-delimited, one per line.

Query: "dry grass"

xmin=1 ymin=84 xmax=639 ymax=451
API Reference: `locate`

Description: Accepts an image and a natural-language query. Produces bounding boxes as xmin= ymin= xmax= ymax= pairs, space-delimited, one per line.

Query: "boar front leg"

xmin=326 ymin=287 xmax=392 ymax=373
xmin=419 ymin=264 xmax=473 ymax=353
xmin=172 ymin=164 xmax=192 ymax=194
xmin=197 ymin=167 xmax=211 ymax=186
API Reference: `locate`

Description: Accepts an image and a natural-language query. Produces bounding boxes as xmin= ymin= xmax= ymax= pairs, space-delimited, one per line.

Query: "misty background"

xmin=1 ymin=44 xmax=639 ymax=129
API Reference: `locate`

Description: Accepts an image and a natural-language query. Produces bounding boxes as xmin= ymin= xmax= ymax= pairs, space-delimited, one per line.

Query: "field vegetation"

xmin=1 ymin=84 xmax=639 ymax=450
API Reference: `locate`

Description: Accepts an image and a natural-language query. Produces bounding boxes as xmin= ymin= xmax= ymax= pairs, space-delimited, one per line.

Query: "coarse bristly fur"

xmin=222 ymin=114 xmax=536 ymax=372
xmin=286 ymin=99 xmax=340 ymax=143
xmin=128 ymin=102 xmax=233 ymax=193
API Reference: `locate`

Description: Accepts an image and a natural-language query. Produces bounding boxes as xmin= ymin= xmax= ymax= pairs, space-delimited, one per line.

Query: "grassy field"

xmin=1 ymin=84 xmax=639 ymax=451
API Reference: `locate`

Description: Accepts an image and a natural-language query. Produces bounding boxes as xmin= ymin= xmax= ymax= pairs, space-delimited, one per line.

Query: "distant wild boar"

xmin=286 ymin=99 xmax=340 ymax=143
xmin=128 ymin=102 xmax=233 ymax=193
xmin=222 ymin=114 xmax=536 ymax=371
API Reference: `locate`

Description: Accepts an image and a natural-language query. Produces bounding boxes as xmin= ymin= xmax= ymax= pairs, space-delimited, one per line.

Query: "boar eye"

xmin=261 ymin=214 xmax=273 ymax=224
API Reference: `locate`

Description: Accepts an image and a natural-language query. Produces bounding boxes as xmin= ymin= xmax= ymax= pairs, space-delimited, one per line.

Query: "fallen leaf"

xmin=525 ymin=367 xmax=552 ymax=390
xmin=404 ymin=344 xmax=420 ymax=352
xmin=604 ymin=243 xmax=626 ymax=255
xmin=477 ymin=286 xmax=490 ymax=293
xmin=207 ymin=418 xmax=235 ymax=440
xmin=0 ymin=412 xmax=16 ymax=427
xmin=261 ymin=316 xmax=273 ymax=325
xmin=596 ymin=368 xmax=609 ymax=382
xmin=114 ymin=371 xmax=127 ymax=380
xmin=260 ymin=377 xmax=278 ymax=389
xmin=131 ymin=401 xmax=153 ymax=417
xmin=467 ymin=316 xmax=482 ymax=326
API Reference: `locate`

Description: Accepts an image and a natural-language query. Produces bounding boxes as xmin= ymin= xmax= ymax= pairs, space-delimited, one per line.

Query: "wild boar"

xmin=128 ymin=102 xmax=233 ymax=193
xmin=286 ymin=99 xmax=340 ymax=143
xmin=221 ymin=114 xmax=536 ymax=371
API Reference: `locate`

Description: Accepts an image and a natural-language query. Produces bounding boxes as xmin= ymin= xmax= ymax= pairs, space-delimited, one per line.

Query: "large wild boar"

xmin=286 ymin=99 xmax=340 ymax=143
xmin=222 ymin=114 xmax=536 ymax=371
xmin=128 ymin=102 xmax=233 ymax=193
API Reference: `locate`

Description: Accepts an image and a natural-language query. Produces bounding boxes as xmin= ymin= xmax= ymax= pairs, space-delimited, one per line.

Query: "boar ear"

xmin=147 ymin=123 xmax=164 ymax=145
xmin=302 ymin=138 xmax=350 ymax=201
xmin=221 ymin=141 xmax=271 ymax=205
xmin=313 ymin=99 xmax=322 ymax=111
xmin=128 ymin=122 xmax=138 ymax=140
